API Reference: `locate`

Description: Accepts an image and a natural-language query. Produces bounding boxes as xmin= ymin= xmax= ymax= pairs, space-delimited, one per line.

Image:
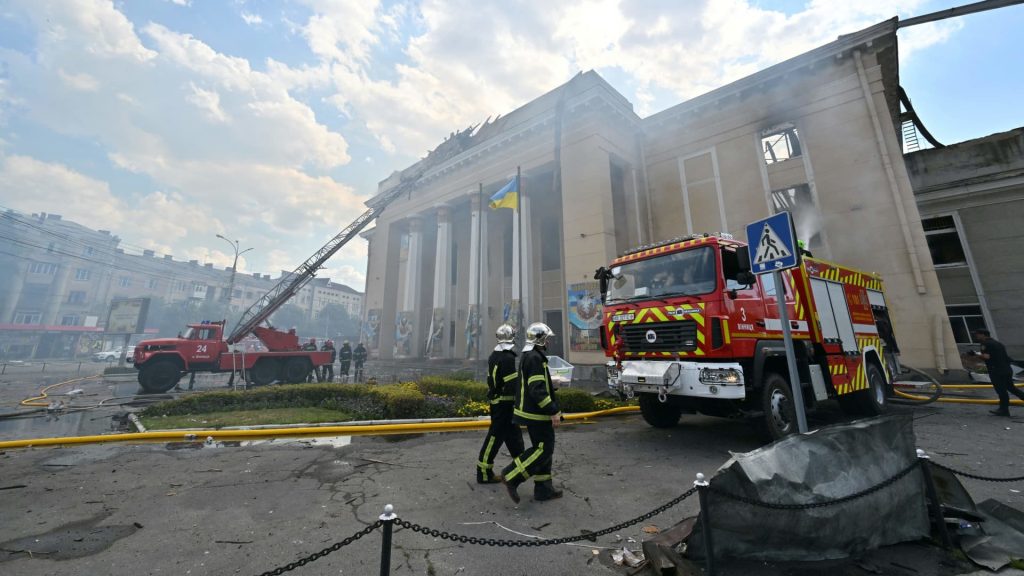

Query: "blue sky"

xmin=0 ymin=0 xmax=1020 ymax=291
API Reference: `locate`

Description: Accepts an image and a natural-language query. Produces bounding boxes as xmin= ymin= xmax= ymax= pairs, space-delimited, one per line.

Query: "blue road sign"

xmin=746 ymin=211 xmax=800 ymax=275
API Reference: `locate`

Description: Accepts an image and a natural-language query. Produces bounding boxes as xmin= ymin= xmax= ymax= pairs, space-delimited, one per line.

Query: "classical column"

xmin=397 ymin=216 xmax=422 ymax=358
xmin=428 ymin=206 xmax=451 ymax=358
xmin=520 ymin=191 xmax=532 ymax=327
xmin=466 ymin=194 xmax=483 ymax=359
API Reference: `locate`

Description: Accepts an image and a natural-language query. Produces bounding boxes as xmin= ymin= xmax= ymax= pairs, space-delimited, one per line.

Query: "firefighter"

xmin=971 ymin=329 xmax=1024 ymax=417
xmin=337 ymin=341 xmax=353 ymax=382
xmin=303 ymin=338 xmax=319 ymax=382
xmin=320 ymin=339 xmax=336 ymax=382
xmin=352 ymin=342 xmax=367 ymax=382
xmin=501 ymin=322 xmax=563 ymax=503
xmin=476 ymin=324 xmax=525 ymax=484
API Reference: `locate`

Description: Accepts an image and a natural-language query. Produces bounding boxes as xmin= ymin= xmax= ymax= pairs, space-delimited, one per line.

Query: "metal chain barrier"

xmin=255 ymin=520 xmax=383 ymax=576
xmin=707 ymin=459 xmax=922 ymax=510
xmin=930 ymin=460 xmax=1024 ymax=483
xmin=396 ymin=486 xmax=698 ymax=547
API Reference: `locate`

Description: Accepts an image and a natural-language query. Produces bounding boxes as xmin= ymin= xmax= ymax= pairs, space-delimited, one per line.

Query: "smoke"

xmin=795 ymin=207 xmax=823 ymax=249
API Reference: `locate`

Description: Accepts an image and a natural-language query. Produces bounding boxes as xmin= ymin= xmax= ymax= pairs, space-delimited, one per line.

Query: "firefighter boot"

xmin=534 ymin=480 xmax=563 ymax=501
xmin=501 ymin=477 xmax=521 ymax=504
xmin=476 ymin=468 xmax=501 ymax=484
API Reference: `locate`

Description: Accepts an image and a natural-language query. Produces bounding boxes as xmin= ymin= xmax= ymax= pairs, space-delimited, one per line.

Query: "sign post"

xmin=105 ymin=298 xmax=150 ymax=367
xmin=745 ymin=212 xmax=807 ymax=434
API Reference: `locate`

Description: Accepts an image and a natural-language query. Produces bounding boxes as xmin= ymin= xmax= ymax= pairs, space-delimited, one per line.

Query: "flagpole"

xmin=476 ymin=182 xmax=483 ymax=362
xmin=516 ymin=166 xmax=523 ymax=346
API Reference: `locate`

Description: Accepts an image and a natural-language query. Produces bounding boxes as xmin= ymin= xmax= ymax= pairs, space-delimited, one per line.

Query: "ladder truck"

xmin=131 ymin=170 xmax=422 ymax=393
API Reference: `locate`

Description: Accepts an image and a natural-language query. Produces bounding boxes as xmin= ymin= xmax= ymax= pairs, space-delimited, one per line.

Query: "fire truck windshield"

xmin=606 ymin=246 xmax=716 ymax=303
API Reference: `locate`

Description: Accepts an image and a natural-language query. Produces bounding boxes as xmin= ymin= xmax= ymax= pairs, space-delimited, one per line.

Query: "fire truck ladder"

xmin=226 ymin=171 xmax=423 ymax=345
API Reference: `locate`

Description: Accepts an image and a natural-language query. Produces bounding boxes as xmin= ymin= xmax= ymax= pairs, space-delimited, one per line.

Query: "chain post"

xmin=917 ymin=449 xmax=953 ymax=549
xmin=695 ymin=472 xmax=715 ymax=576
xmin=379 ymin=504 xmax=397 ymax=576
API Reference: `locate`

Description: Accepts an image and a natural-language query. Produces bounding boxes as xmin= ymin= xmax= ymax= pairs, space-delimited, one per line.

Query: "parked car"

xmin=93 ymin=346 xmax=135 ymax=363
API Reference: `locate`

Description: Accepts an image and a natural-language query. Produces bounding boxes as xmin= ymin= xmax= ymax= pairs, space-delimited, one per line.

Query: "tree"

xmin=317 ymin=303 xmax=360 ymax=342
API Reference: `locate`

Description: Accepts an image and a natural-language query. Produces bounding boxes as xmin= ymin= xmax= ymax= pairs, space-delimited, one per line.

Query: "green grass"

xmin=141 ymin=407 xmax=350 ymax=430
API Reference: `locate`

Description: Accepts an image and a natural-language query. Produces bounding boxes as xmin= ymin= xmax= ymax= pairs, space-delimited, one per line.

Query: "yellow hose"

xmin=20 ymin=375 xmax=102 ymax=407
xmin=0 ymin=405 xmax=640 ymax=450
xmin=893 ymin=387 xmax=1024 ymax=405
xmin=938 ymin=383 xmax=1024 ymax=390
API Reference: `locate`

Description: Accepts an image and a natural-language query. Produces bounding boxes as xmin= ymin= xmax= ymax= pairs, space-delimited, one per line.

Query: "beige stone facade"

xmin=363 ymin=19 xmax=959 ymax=370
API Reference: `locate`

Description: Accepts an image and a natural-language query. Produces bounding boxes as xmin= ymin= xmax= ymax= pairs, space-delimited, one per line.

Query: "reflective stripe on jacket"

xmin=514 ymin=348 xmax=559 ymax=421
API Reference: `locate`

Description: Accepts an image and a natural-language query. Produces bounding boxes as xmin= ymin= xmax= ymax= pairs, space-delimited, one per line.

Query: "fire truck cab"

xmin=596 ymin=233 xmax=900 ymax=440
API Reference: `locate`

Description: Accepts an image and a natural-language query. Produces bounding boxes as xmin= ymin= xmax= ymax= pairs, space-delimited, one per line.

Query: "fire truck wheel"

xmin=761 ymin=372 xmax=797 ymax=441
xmin=638 ymin=393 xmax=682 ymax=428
xmin=250 ymin=359 xmax=279 ymax=386
xmin=140 ymin=360 xmax=183 ymax=394
xmin=844 ymin=362 xmax=888 ymax=416
xmin=284 ymin=358 xmax=311 ymax=383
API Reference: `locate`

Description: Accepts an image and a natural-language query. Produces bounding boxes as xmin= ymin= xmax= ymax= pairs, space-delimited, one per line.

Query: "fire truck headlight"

xmin=699 ymin=368 xmax=742 ymax=384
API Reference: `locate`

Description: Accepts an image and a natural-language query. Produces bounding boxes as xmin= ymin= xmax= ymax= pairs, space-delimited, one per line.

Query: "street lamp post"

xmin=216 ymin=234 xmax=253 ymax=318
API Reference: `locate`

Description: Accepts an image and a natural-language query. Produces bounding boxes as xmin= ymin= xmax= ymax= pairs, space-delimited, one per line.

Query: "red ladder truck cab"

xmin=595 ymin=233 xmax=901 ymax=440
xmin=133 ymin=320 xmax=332 ymax=393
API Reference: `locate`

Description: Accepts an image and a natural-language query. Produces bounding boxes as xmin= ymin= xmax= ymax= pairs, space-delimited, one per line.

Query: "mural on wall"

xmin=503 ymin=300 xmax=521 ymax=331
xmin=568 ymin=282 xmax=602 ymax=352
xmin=465 ymin=304 xmax=481 ymax=359
xmin=394 ymin=311 xmax=414 ymax=357
xmin=425 ymin=308 xmax=445 ymax=357
xmin=363 ymin=309 xmax=382 ymax=351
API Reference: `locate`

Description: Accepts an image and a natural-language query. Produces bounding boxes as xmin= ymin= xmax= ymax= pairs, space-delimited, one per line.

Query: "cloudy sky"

xmin=0 ymin=0 xmax=1020 ymax=291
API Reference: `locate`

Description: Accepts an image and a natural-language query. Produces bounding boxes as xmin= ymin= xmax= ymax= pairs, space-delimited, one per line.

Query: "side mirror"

xmin=736 ymin=246 xmax=751 ymax=273
xmin=736 ymin=271 xmax=757 ymax=287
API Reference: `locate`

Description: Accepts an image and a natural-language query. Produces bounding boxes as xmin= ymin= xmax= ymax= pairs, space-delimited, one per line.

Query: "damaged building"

xmin=361 ymin=17 xmax=1007 ymax=373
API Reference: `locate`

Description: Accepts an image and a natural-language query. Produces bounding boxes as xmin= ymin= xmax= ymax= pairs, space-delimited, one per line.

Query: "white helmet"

xmin=524 ymin=322 xmax=555 ymax=348
xmin=495 ymin=323 xmax=516 ymax=344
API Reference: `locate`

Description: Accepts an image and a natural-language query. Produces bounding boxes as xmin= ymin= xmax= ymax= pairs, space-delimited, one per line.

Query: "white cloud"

xmin=294 ymin=0 xmax=945 ymax=156
xmin=58 ymin=69 xmax=101 ymax=92
xmin=240 ymin=12 xmax=263 ymax=26
xmin=898 ymin=19 xmax=964 ymax=61
xmin=185 ymin=82 xmax=229 ymax=123
xmin=0 ymin=154 xmax=125 ymax=228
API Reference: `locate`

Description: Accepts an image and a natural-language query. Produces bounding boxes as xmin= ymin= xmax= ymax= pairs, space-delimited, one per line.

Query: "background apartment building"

xmin=0 ymin=211 xmax=363 ymax=359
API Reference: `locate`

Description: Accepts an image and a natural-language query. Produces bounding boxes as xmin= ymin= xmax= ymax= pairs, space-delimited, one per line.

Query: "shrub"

xmin=447 ymin=370 xmax=477 ymax=382
xmin=556 ymin=388 xmax=597 ymax=413
xmin=415 ymin=376 xmax=488 ymax=402
xmin=374 ymin=383 xmax=425 ymax=419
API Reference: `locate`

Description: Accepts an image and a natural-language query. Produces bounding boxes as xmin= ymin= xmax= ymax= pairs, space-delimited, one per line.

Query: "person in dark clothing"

xmin=320 ymin=340 xmax=336 ymax=382
xmin=352 ymin=342 xmax=367 ymax=382
xmin=972 ymin=329 xmax=1024 ymax=417
xmin=501 ymin=322 xmax=563 ymax=503
xmin=476 ymin=324 xmax=525 ymax=484
xmin=302 ymin=338 xmax=319 ymax=382
xmin=338 ymin=341 xmax=353 ymax=382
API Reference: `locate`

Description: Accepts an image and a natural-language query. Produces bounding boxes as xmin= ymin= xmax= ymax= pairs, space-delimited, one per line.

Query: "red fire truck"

xmin=596 ymin=233 xmax=901 ymax=439
xmin=132 ymin=166 xmax=427 ymax=393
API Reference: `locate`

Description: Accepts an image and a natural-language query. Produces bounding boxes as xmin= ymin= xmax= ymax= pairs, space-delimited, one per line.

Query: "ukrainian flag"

xmin=489 ymin=176 xmax=519 ymax=210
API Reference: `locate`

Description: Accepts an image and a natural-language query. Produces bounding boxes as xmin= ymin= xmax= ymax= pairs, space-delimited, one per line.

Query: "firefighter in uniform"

xmin=501 ymin=322 xmax=563 ymax=503
xmin=476 ymin=324 xmax=525 ymax=484
xmin=338 ymin=341 xmax=352 ymax=382
xmin=320 ymin=339 xmax=336 ymax=382
xmin=303 ymin=338 xmax=319 ymax=382
xmin=352 ymin=342 xmax=367 ymax=381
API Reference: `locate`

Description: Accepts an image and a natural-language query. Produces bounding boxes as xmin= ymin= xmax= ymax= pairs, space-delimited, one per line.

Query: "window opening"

xmin=922 ymin=216 xmax=967 ymax=267
xmin=761 ymin=124 xmax=802 ymax=164
xmin=946 ymin=304 xmax=987 ymax=344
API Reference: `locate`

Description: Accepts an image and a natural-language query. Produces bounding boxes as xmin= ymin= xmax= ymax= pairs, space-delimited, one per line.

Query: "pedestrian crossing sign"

xmin=745 ymin=211 xmax=800 ymax=274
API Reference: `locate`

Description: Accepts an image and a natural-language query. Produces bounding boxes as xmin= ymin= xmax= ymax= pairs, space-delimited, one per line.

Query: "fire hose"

xmin=890 ymin=365 xmax=1024 ymax=406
